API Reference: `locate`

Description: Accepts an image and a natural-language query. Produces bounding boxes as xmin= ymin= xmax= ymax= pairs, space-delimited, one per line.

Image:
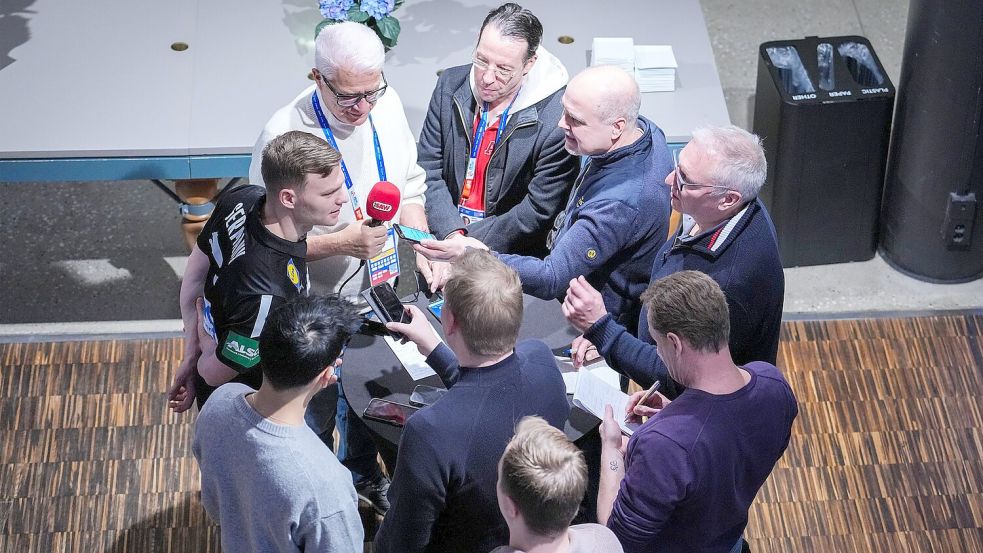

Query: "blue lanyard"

xmin=469 ymin=89 xmax=520 ymax=158
xmin=311 ymin=91 xmax=388 ymax=220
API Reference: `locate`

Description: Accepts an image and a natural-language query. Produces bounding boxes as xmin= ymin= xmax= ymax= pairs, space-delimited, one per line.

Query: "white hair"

xmin=690 ymin=125 xmax=768 ymax=200
xmin=314 ymin=22 xmax=385 ymax=81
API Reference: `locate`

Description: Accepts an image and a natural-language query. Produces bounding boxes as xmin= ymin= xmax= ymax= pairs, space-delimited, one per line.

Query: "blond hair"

xmin=443 ymin=249 xmax=523 ymax=356
xmin=499 ymin=416 xmax=586 ymax=536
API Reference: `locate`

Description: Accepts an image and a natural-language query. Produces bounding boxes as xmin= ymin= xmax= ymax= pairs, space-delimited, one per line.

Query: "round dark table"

xmin=341 ymin=288 xmax=600 ymax=450
xmin=340 ymin=275 xmax=605 ymax=523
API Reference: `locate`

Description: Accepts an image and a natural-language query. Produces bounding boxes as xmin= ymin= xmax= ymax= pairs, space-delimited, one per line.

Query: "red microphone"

xmin=365 ymin=181 xmax=401 ymax=227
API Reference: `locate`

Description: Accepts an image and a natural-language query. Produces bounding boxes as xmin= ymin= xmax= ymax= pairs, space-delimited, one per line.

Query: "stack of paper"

xmin=591 ymin=37 xmax=635 ymax=73
xmin=560 ymin=361 xmax=623 ymax=393
xmin=571 ymin=366 xmax=640 ymax=436
xmin=634 ymin=45 xmax=677 ymax=92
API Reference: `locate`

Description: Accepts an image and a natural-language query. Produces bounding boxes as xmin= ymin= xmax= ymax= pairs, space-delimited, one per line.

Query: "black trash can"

xmin=752 ymin=35 xmax=894 ymax=268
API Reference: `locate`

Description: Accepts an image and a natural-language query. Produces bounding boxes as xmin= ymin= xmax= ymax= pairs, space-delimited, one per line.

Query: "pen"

xmin=626 ymin=380 xmax=661 ymax=423
xmin=562 ymin=345 xmax=597 ymax=356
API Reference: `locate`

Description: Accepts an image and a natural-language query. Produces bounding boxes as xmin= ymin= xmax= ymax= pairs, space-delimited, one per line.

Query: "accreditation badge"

xmin=458 ymin=205 xmax=486 ymax=225
xmin=368 ymin=226 xmax=400 ymax=287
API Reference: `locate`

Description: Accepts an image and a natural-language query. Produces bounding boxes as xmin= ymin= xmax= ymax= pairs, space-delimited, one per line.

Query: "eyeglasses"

xmin=472 ymin=54 xmax=518 ymax=83
xmin=674 ymin=165 xmax=732 ymax=194
xmin=321 ymin=73 xmax=388 ymax=107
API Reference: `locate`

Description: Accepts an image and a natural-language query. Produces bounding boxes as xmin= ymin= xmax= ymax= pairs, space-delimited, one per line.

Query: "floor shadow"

xmin=0 ymin=0 xmax=36 ymax=71
xmin=106 ymin=493 xmax=219 ymax=553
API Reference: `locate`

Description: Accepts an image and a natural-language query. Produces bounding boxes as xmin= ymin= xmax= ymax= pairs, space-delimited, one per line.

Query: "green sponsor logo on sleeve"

xmin=222 ymin=331 xmax=261 ymax=369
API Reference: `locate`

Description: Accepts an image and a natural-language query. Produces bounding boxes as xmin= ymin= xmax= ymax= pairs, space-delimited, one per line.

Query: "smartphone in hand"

xmin=394 ymin=224 xmax=436 ymax=244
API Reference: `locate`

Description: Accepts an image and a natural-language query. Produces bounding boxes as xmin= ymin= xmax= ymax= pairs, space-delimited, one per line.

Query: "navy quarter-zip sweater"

xmin=374 ymin=340 xmax=569 ymax=553
xmin=586 ymin=198 xmax=785 ymax=397
xmin=498 ymin=116 xmax=674 ymax=328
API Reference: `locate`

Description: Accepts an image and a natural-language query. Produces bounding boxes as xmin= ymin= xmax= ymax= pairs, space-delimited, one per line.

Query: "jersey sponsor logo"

xmin=586 ymin=248 xmax=598 ymax=260
xmin=224 ymin=202 xmax=248 ymax=264
xmin=222 ymin=331 xmax=261 ymax=368
xmin=287 ymin=258 xmax=302 ymax=292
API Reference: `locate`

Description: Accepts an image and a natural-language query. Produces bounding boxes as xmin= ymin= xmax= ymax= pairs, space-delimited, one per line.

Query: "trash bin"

xmin=752 ymin=35 xmax=894 ymax=268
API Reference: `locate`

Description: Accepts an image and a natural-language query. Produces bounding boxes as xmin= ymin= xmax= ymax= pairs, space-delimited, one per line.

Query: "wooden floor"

xmin=1 ymin=315 xmax=981 ymax=552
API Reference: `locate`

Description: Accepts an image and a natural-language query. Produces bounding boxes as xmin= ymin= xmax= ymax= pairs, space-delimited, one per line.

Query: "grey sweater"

xmin=193 ymin=383 xmax=363 ymax=552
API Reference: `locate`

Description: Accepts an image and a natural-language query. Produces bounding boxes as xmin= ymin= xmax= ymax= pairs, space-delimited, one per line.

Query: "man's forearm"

xmin=197 ymin=352 xmax=239 ymax=387
xmin=398 ymin=203 xmax=429 ymax=231
xmin=597 ymin=447 xmax=626 ymax=525
xmin=306 ymin=232 xmax=352 ymax=261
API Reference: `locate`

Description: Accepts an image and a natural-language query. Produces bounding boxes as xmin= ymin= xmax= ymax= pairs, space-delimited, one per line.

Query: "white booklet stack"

xmin=634 ymin=45 xmax=678 ymax=92
xmin=591 ymin=37 xmax=635 ymax=74
xmin=571 ymin=365 xmax=641 ymax=436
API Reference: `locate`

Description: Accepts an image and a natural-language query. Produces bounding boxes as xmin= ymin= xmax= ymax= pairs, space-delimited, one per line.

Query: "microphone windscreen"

xmin=365 ymin=181 xmax=401 ymax=224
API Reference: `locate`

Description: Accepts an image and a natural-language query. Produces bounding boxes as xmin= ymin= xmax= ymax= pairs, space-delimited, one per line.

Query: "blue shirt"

xmin=497 ymin=116 xmax=674 ymax=328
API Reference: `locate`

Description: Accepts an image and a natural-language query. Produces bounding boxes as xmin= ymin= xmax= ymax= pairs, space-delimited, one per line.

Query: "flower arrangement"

xmin=316 ymin=0 xmax=404 ymax=49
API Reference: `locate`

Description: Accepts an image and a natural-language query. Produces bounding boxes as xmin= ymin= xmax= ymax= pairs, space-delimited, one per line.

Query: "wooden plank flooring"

xmin=1 ymin=315 xmax=981 ymax=552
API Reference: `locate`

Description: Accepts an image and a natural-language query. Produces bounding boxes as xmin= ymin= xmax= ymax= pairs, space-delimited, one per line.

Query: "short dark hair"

xmin=642 ymin=270 xmax=730 ymax=353
xmin=499 ymin=416 xmax=586 ymax=536
xmin=259 ymin=294 xmax=361 ymax=390
xmin=261 ymin=131 xmax=341 ymax=194
xmin=442 ymin=249 xmax=523 ymax=356
xmin=479 ymin=3 xmax=542 ymax=60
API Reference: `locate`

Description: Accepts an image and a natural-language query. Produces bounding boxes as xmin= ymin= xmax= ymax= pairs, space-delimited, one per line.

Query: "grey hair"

xmin=690 ymin=125 xmax=767 ymax=200
xmin=315 ymin=21 xmax=385 ymax=82
xmin=479 ymin=3 xmax=543 ymax=60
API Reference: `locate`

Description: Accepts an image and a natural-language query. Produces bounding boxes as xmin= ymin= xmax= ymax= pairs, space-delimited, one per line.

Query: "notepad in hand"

xmin=572 ymin=367 xmax=641 ymax=436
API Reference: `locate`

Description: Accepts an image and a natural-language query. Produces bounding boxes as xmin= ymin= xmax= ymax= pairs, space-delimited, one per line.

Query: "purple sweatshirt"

xmin=608 ymin=361 xmax=798 ymax=552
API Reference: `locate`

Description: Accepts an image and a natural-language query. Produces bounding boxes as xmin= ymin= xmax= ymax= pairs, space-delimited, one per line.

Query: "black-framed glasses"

xmin=472 ymin=54 xmax=518 ymax=83
xmin=321 ymin=72 xmax=388 ymax=107
xmin=674 ymin=165 xmax=732 ymax=194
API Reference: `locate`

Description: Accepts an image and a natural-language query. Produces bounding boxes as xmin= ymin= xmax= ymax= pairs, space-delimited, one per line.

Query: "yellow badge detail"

xmin=586 ymin=248 xmax=597 ymax=260
xmin=287 ymin=258 xmax=302 ymax=291
xmin=577 ymin=197 xmax=585 ymax=206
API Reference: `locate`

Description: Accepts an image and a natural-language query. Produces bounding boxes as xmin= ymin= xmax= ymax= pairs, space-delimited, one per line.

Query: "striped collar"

xmin=673 ymin=201 xmax=756 ymax=258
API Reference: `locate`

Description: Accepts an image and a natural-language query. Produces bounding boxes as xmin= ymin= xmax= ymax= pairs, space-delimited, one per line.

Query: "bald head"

xmin=558 ymin=65 xmax=642 ymax=156
xmin=570 ymin=66 xmax=641 ymax=126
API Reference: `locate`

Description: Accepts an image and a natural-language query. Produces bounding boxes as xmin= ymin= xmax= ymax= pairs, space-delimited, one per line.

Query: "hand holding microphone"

xmin=341 ymin=181 xmax=400 ymax=259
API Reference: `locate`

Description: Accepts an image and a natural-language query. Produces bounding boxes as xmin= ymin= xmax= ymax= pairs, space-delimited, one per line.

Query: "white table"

xmin=0 ymin=0 xmax=728 ymax=182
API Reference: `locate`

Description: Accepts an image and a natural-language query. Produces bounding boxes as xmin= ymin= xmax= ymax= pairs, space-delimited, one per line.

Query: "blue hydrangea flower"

xmin=319 ymin=0 xmax=354 ymax=20
xmin=359 ymin=0 xmax=394 ymax=19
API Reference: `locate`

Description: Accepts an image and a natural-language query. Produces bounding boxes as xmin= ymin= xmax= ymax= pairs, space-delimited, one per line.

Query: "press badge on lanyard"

xmin=312 ymin=92 xmax=400 ymax=287
xmin=458 ymin=93 xmax=518 ymax=224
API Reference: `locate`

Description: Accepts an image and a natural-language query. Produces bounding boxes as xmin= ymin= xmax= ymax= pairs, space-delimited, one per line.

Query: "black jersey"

xmin=196 ymin=185 xmax=310 ymax=382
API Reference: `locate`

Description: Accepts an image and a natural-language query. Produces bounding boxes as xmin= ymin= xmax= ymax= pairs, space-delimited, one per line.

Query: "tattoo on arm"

xmin=609 ymin=460 xmax=619 ymax=471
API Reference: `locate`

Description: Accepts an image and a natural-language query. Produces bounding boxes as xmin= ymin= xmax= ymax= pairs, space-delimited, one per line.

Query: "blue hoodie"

xmin=497 ymin=116 xmax=674 ymax=326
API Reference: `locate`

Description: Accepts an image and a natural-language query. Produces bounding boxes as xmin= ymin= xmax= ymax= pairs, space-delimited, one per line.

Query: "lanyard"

xmin=311 ymin=91 xmax=387 ymax=220
xmin=461 ymin=89 xmax=520 ymax=200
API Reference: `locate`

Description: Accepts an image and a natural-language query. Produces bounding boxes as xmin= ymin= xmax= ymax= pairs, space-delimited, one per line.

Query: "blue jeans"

xmin=305 ymin=367 xmax=382 ymax=485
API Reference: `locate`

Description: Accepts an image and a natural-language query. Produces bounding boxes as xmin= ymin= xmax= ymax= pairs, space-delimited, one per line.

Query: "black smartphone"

xmin=393 ymin=224 xmax=436 ymax=244
xmin=409 ymin=385 xmax=447 ymax=407
xmin=363 ymin=398 xmax=419 ymax=427
xmin=369 ymin=283 xmax=406 ymax=325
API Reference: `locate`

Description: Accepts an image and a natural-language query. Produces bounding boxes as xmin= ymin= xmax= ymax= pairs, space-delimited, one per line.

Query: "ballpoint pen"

xmin=626 ymin=380 xmax=661 ymax=423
